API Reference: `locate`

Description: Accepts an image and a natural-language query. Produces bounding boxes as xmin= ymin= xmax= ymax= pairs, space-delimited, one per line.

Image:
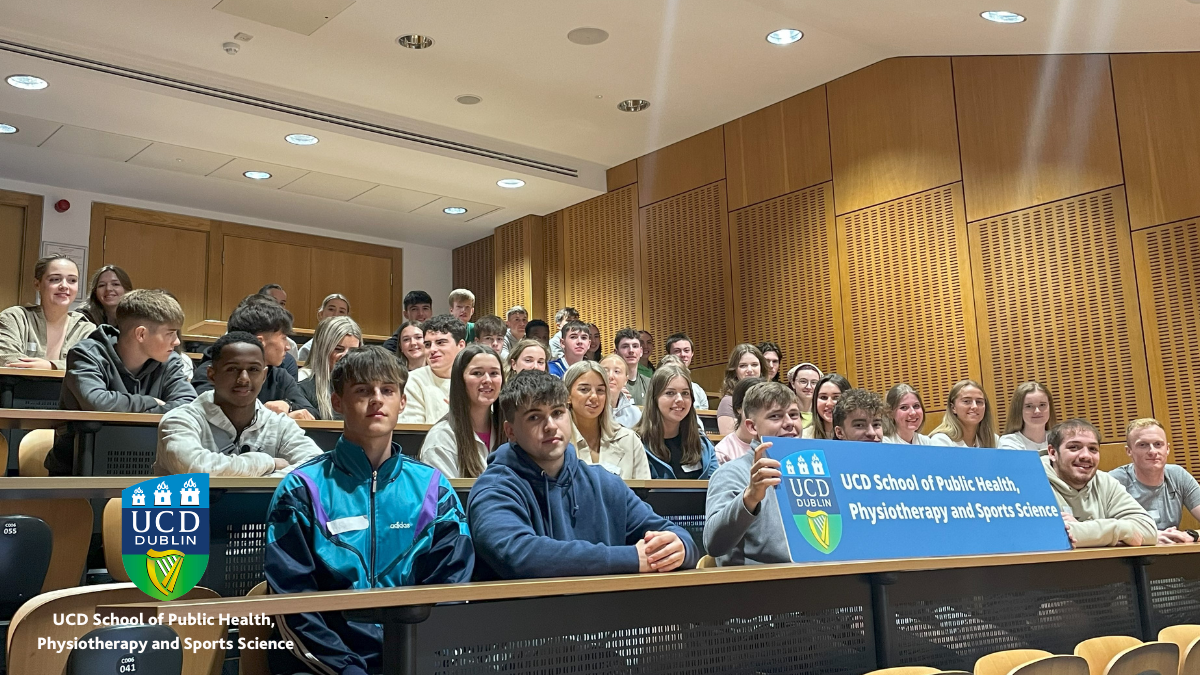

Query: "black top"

xmin=298 ymin=376 xmax=342 ymax=421
xmin=665 ymin=434 xmax=701 ymax=480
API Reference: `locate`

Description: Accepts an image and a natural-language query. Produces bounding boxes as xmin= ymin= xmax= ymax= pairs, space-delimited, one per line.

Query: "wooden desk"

xmin=696 ymin=408 xmax=719 ymax=434
xmin=186 ymin=320 xmax=391 ymax=345
xmin=0 ymin=367 xmax=64 ymax=410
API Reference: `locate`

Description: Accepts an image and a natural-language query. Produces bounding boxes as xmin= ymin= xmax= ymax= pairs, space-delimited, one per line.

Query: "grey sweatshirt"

xmin=704 ymin=451 xmax=791 ymax=565
xmin=1042 ymin=456 xmax=1157 ymax=548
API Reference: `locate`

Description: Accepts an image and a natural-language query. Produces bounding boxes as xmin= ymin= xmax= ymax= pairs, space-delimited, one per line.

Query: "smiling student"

xmin=548 ymin=320 xmax=590 ymax=378
xmin=717 ymin=344 xmax=767 ymax=435
xmin=420 ymin=344 xmax=503 ymax=479
xmin=79 ymin=264 xmax=133 ymax=327
xmin=1111 ymin=418 xmax=1200 ymax=544
xmin=0 ymin=255 xmax=94 ymax=369
xmin=998 ymin=381 xmax=1056 ymax=452
xmin=665 ymin=333 xmax=709 ymax=410
xmin=296 ymin=293 xmax=351 ymax=362
xmin=398 ymin=314 xmax=466 ymax=424
xmin=803 ymin=373 xmax=851 ymax=440
xmin=929 ymin=379 xmax=997 ymax=448
xmin=636 ymin=365 xmax=718 ymax=479
xmin=381 ymin=290 xmax=435 ymax=353
xmin=393 ymin=320 xmax=427 ymax=371
xmin=564 ymin=360 xmax=649 ymax=479
xmin=832 ymin=389 xmax=886 ymax=443
xmin=506 ymin=338 xmax=548 ymax=376
xmin=786 ymin=362 xmax=822 ymax=428
xmin=883 ymin=383 xmax=930 ymax=445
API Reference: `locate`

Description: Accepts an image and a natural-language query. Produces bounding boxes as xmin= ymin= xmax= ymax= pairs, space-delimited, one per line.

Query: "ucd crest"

xmin=122 ymin=474 xmax=209 ymax=600
xmin=782 ymin=450 xmax=842 ymax=554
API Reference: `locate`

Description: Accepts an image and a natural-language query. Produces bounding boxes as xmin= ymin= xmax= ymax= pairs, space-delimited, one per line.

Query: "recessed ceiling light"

xmin=497 ymin=178 xmax=526 ymax=189
xmin=981 ymin=11 xmax=1026 ymax=23
xmin=6 ymin=75 xmax=48 ymax=90
xmin=567 ymin=27 xmax=609 ymax=45
xmin=397 ymin=34 xmax=434 ymax=49
xmin=618 ymin=99 xmax=650 ymax=112
xmin=443 ymin=206 xmax=468 ymax=215
xmin=285 ymin=133 xmax=319 ymax=146
xmin=456 ymin=94 xmax=482 ymax=105
xmin=766 ymin=29 xmax=803 ymax=45
xmin=243 ymin=171 xmax=272 ymax=180
xmin=0 ymin=124 xmax=17 ymax=134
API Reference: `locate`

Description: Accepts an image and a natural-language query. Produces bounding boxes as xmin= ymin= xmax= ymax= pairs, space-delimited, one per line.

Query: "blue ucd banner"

xmin=766 ymin=439 xmax=1071 ymax=562
xmin=121 ymin=474 xmax=209 ymax=600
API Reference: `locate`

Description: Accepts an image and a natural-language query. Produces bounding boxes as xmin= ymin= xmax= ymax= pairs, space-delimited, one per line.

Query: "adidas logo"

xmin=390 ymin=522 xmax=412 ymax=529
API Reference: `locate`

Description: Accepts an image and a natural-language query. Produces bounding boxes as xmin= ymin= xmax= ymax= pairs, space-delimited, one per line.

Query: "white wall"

xmin=0 ymin=176 xmax=453 ymax=322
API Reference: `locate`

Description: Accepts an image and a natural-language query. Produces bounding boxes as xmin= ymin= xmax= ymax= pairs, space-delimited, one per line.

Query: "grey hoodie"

xmin=1042 ymin=456 xmax=1157 ymax=548
xmin=704 ymin=450 xmax=791 ymax=565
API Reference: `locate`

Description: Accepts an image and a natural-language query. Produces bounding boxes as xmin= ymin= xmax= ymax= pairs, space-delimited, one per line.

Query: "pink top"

xmin=715 ymin=432 xmax=752 ymax=464
xmin=478 ymin=431 xmax=491 ymax=449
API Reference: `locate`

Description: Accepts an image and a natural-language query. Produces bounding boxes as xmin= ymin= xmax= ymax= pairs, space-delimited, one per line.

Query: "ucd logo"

xmin=122 ymin=474 xmax=209 ymax=600
xmin=781 ymin=450 xmax=842 ymax=554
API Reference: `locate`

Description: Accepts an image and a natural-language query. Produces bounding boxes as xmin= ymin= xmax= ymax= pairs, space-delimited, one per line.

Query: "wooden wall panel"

xmin=563 ymin=185 xmax=640 ymax=345
xmin=838 ymin=183 xmax=978 ymax=409
xmin=221 ymin=236 xmax=312 ymax=324
xmin=730 ymin=182 xmax=839 ymax=376
xmin=606 ymin=160 xmax=637 ymax=192
xmin=310 ymin=249 xmax=393 ymax=335
xmin=636 ymin=128 xmax=725 ymax=207
xmin=640 ymin=182 xmax=732 ymax=369
xmin=971 ymin=187 xmax=1150 ymax=443
xmin=452 ymin=236 xmax=495 ymax=318
xmin=0 ymin=189 xmax=44 ymax=307
xmin=827 ymin=57 xmax=962 ymax=215
xmin=954 ymin=55 xmax=1124 ymax=222
xmin=542 ymin=211 xmax=564 ymax=321
xmin=724 ymin=86 xmax=832 ymax=211
xmin=492 ymin=215 xmax=545 ymax=319
xmin=102 ymin=218 xmax=210 ymax=328
xmin=1111 ymin=53 xmax=1200 ymax=231
xmin=1134 ymin=218 xmax=1200 ymax=476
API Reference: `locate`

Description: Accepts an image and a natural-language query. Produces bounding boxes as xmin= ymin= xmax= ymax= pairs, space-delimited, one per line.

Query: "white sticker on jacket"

xmin=327 ymin=515 xmax=369 ymax=535
xmin=682 ymin=461 xmax=703 ymax=473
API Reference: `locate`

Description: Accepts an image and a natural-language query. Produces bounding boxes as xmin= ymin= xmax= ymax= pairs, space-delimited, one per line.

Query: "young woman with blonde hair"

xmin=929 ymin=379 xmax=997 ymax=448
xmin=504 ymin=338 xmax=548 ymax=377
xmin=296 ymin=293 xmax=351 ymax=361
xmin=298 ymin=316 xmax=362 ymax=420
xmin=998 ymin=381 xmax=1056 ymax=452
xmin=883 ymin=383 xmax=931 ymax=445
xmin=564 ymin=361 xmax=649 ymax=479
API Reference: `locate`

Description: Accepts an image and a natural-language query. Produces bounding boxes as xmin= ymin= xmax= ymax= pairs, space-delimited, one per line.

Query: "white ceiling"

xmin=1 ymin=0 xmax=1200 ymax=248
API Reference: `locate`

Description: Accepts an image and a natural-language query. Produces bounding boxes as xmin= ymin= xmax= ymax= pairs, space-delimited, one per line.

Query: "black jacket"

xmin=191 ymin=345 xmax=318 ymax=418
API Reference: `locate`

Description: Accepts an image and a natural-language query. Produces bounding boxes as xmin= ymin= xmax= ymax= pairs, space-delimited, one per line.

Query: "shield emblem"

xmin=122 ymin=474 xmax=209 ymax=600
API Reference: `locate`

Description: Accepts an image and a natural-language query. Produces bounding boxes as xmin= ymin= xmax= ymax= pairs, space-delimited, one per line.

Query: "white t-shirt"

xmin=998 ymin=431 xmax=1047 ymax=453
xmin=928 ymin=432 xmax=979 ymax=448
xmin=883 ymin=432 xmax=931 ymax=445
xmin=398 ymin=366 xmax=451 ymax=424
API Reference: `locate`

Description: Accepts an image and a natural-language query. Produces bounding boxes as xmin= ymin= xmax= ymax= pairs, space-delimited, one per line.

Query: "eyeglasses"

xmin=794 ymin=379 xmax=818 ymax=388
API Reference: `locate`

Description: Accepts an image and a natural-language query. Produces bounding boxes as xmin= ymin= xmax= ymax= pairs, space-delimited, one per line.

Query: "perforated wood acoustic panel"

xmin=972 ymin=187 xmax=1149 ymax=443
xmin=731 ymin=182 xmax=839 ymax=376
xmin=641 ymin=181 xmax=731 ymax=368
xmin=452 ymin=235 xmax=494 ymax=318
xmin=1134 ymin=219 xmax=1200 ymax=476
xmin=838 ymin=183 xmax=977 ymax=408
xmin=543 ymin=210 xmax=564 ymax=320
xmin=494 ymin=218 xmax=527 ymax=316
xmin=563 ymin=186 xmax=639 ymax=345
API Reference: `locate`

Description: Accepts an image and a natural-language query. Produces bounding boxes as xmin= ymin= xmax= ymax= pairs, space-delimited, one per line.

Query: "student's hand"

xmin=288 ymin=409 xmax=315 ymax=421
xmin=1061 ymin=515 xmax=1078 ymax=548
xmin=1158 ymin=528 xmax=1192 ymax=545
xmin=9 ymin=357 xmax=52 ymax=369
xmin=742 ymin=442 xmax=781 ymax=513
xmin=264 ymin=400 xmax=290 ymax=415
xmin=154 ymin=398 xmax=166 ymax=406
xmin=273 ymin=458 xmax=290 ymax=471
xmin=643 ymin=530 xmax=686 ymax=572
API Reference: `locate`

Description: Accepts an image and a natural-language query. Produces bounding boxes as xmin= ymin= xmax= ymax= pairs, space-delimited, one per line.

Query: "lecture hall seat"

xmin=0 ymin=499 xmax=91 ymax=591
xmin=864 ymin=667 xmax=939 ymax=675
xmin=696 ymin=555 xmax=717 ymax=568
xmin=1101 ymin=642 xmax=1179 ymax=675
xmin=0 ymin=514 xmax=52 ymax=668
xmin=1006 ymin=655 xmax=1090 ymax=675
xmin=238 ymin=582 xmax=272 ymax=675
xmin=1075 ymin=636 xmax=1143 ymax=675
xmin=65 ymin=624 xmax=183 ymax=675
xmin=1159 ymin=626 xmax=1200 ymax=675
xmin=974 ymin=648 xmax=1054 ymax=675
xmin=102 ymin=499 xmax=128 ymax=582
xmin=17 ymin=428 xmax=52 ymax=477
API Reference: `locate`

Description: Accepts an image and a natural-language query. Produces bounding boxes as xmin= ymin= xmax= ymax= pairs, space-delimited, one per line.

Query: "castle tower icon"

xmin=131 ymin=487 xmax=146 ymax=506
xmin=796 ymin=456 xmax=810 ymax=475
xmin=811 ymin=455 xmax=825 ymax=476
xmin=785 ymin=459 xmax=795 ymax=475
xmin=154 ymin=482 xmax=172 ymax=506
xmin=180 ymin=478 xmax=200 ymax=506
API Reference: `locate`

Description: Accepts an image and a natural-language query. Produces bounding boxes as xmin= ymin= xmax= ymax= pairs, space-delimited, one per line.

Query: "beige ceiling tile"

xmin=208 ymin=157 xmax=308 ymax=188
xmin=280 ymin=172 xmax=376 ymax=201
xmin=350 ymin=185 xmax=440 ymax=212
xmin=39 ymin=125 xmax=150 ymax=161
xmin=127 ymin=142 xmax=235 ymax=176
xmin=213 ymin=0 xmax=355 ymax=36
xmin=410 ymin=196 xmax=501 ymax=222
xmin=0 ymin=111 xmax=62 ymax=148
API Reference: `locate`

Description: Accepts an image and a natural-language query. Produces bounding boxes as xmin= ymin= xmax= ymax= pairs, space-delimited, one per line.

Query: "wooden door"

xmin=220 ymin=236 xmax=312 ymax=326
xmin=310 ymin=249 xmax=392 ymax=335
xmin=102 ymin=219 xmax=209 ymax=327
xmin=0 ymin=204 xmax=27 ymax=308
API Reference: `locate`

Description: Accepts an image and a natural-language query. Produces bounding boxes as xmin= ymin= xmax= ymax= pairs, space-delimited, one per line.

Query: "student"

xmin=505 ymin=338 xmax=548 ymax=376
xmin=255 ymin=286 xmax=301 ymax=377
xmin=636 ymin=365 xmax=718 ymax=479
xmin=79 ymin=264 xmax=133 ymax=326
xmin=1043 ymin=419 xmax=1156 ymax=548
xmin=717 ymin=344 xmax=767 ymax=435
xmin=525 ymin=319 xmax=551 ymax=345
xmin=259 ymin=283 xmax=288 ymax=308
xmin=637 ymin=330 xmax=655 ymax=380
xmin=500 ymin=305 xmax=527 ymax=359
xmin=473 ymin=314 xmax=506 ymax=354
xmin=714 ymin=377 xmax=766 ymax=464
xmin=0 ymin=255 xmax=95 ymax=369
xmin=584 ymin=323 xmax=602 ymax=361
xmin=380 ymin=289 xmax=434 ymax=353
xmin=44 ymin=289 xmax=196 ymax=475
xmin=154 ymin=332 xmax=322 ymax=476
xmin=665 ymin=333 xmax=710 ymax=410
xmin=998 ymin=382 xmax=1057 ymax=452
xmin=1111 ymin=418 xmax=1200 ymax=544
xmin=564 ymin=360 xmax=650 ymax=479
xmin=786 ymin=362 xmax=822 ymax=428
xmin=756 ymin=342 xmax=782 ymax=382
xmin=192 ymin=295 xmax=318 ymax=419
xmin=832 ymin=389 xmax=886 ymax=442
xmin=929 ymin=379 xmax=997 ymax=448
xmin=298 ymin=316 xmax=362 ymax=420
xmin=803 ymin=373 xmax=852 ymax=439
xmin=394 ymin=320 xmax=427 ymax=371
xmin=883 ymin=383 xmax=931 ymax=445
xmin=265 ymin=346 xmax=473 ymax=674
xmin=548 ymin=320 xmax=590 ymax=378
xmin=547 ymin=307 xmax=578 ymax=359
xmin=615 ymin=327 xmax=651 ymax=405
xmin=295 ymin=293 xmax=351 ymax=362
xmin=704 ymin=382 xmax=803 ymax=565
xmin=420 ymin=344 xmax=502 ymax=479
xmin=467 ymin=369 xmax=696 ymax=579
xmin=448 ymin=288 xmax=476 ymax=342
xmin=398 ymin=314 xmax=466 ymax=424
xmin=601 ymin=353 xmax=641 ymax=428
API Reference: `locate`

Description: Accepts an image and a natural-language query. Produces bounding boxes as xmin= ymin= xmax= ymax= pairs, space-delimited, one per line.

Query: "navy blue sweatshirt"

xmin=467 ymin=441 xmax=699 ymax=580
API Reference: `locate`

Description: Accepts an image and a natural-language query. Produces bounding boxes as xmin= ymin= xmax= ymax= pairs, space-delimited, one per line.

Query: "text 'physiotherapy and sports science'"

xmin=765 ymin=438 xmax=1072 ymax=562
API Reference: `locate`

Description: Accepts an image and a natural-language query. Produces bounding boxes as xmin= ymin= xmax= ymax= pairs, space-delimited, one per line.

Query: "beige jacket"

xmin=0 ymin=305 xmax=95 ymax=369
xmin=572 ymin=423 xmax=650 ymax=479
xmin=1042 ymin=456 xmax=1157 ymax=548
xmin=419 ymin=418 xmax=489 ymax=479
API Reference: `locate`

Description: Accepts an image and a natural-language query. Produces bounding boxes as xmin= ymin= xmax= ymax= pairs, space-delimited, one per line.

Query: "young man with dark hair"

xmin=1044 ymin=419 xmax=1156 ymax=548
xmin=265 ymin=346 xmax=473 ymax=675
xmin=665 ymin=333 xmax=709 ymax=409
xmin=547 ymin=320 xmax=589 ymax=378
xmin=473 ymin=314 xmax=506 ymax=354
xmin=45 ymin=289 xmax=197 ymax=475
xmin=468 ymin=369 xmax=697 ymax=579
xmin=547 ymin=306 xmax=578 ymax=359
xmin=614 ymin=327 xmax=650 ymax=405
xmin=525 ymin=319 xmax=551 ymax=345
xmin=832 ymin=389 xmax=885 ymax=442
xmin=381 ymin=290 xmax=435 ymax=353
xmin=192 ymin=295 xmax=317 ymax=419
xmin=154 ymin=332 xmax=321 ymax=476
xmin=256 ymin=285 xmax=300 ymax=372
xmin=1111 ymin=418 xmax=1200 ymax=544
xmin=637 ymin=330 xmax=655 ymax=380
xmin=257 ymin=283 xmax=288 ymax=308
xmin=500 ymin=305 xmax=527 ymax=360
xmin=399 ymin=314 xmax=466 ymax=423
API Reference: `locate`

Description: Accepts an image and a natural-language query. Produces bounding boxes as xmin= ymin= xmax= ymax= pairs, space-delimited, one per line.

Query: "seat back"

xmin=1181 ymin=637 xmax=1200 ymax=675
xmin=865 ymin=667 xmax=939 ymax=675
xmin=0 ymin=515 xmax=52 ymax=620
xmin=1008 ymin=655 xmax=1090 ymax=675
xmin=697 ymin=555 xmax=717 ymax=568
xmin=1075 ymin=636 xmax=1143 ymax=675
xmin=102 ymin=498 xmax=130 ymax=582
xmin=0 ymin=499 xmax=91 ymax=591
xmin=65 ymin=624 xmax=182 ymax=675
xmin=1103 ymin=642 xmax=1179 ymax=675
xmin=975 ymin=649 xmax=1055 ymax=675
xmin=18 ymin=429 xmax=53 ymax=477
xmin=239 ymin=581 xmax=271 ymax=675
